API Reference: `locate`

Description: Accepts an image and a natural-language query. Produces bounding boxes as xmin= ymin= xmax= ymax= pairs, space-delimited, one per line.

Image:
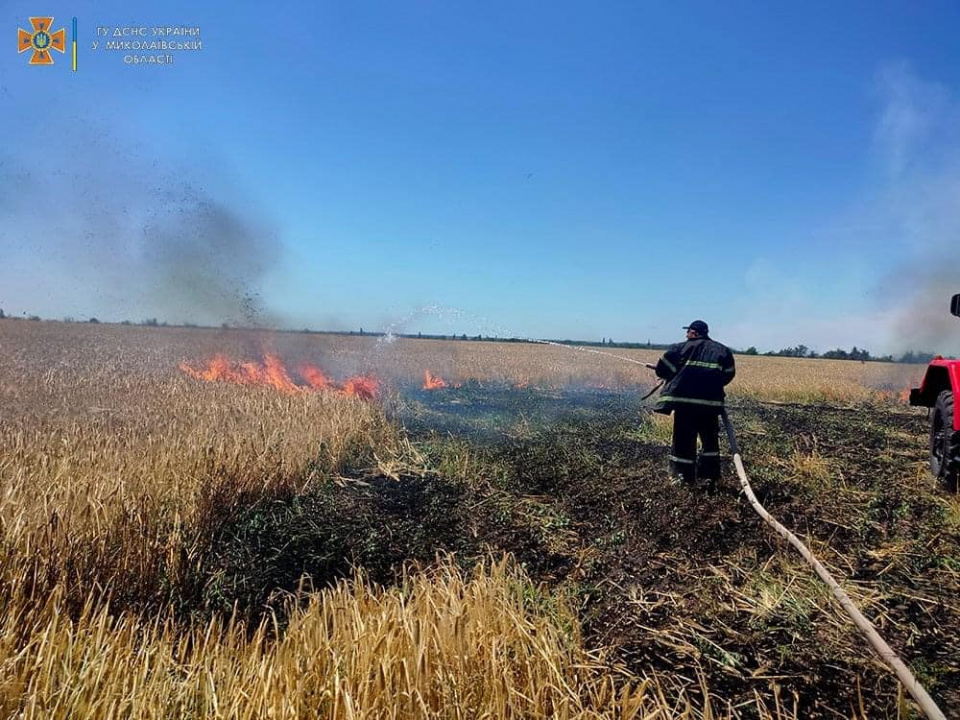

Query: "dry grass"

xmin=0 ymin=555 xmax=803 ymax=720
xmin=0 ymin=319 xmax=924 ymax=404
xmin=9 ymin=320 xmax=947 ymax=717
xmin=377 ymin=337 xmax=922 ymax=405
xmin=0 ymin=376 xmax=408 ymax=612
xmin=783 ymin=442 xmax=833 ymax=488
xmin=372 ymin=338 xmax=923 ymax=405
xmin=0 ymin=320 xmax=813 ymax=718
xmin=635 ymin=412 xmax=674 ymax=447
xmin=0 ymin=558 xmax=660 ymax=720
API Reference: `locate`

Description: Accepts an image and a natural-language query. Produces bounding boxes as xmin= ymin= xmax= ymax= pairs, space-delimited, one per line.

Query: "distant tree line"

xmin=0 ymin=310 xmax=943 ymax=363
xmin=743 ymin=344 xmax=936 ymax=364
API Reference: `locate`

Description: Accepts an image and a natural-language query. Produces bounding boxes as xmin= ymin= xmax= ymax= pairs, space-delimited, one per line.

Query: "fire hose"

xmin=718 ymin=408 xmax=946 ymax=720
xmin=637 ymin=363 xmax=946 ymax=719
xmin=544 ymin=347 xmax=945 ymax=715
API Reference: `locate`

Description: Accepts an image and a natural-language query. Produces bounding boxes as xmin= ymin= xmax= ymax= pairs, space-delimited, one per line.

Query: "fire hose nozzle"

xmin=644 ymin=363 xmax=657 ymax=370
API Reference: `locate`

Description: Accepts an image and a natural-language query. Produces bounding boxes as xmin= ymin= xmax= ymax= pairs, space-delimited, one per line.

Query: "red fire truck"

xmin=909 ymin=294 xmax=960 ymax=492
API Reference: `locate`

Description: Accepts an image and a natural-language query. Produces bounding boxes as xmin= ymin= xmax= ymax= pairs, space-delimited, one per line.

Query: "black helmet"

xmin=683 ymin=320 xmax=709 ymax=335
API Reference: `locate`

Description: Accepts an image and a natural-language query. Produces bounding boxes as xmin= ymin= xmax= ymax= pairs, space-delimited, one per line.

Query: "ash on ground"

xmin=392 ymin=380 xmax=651 ymax=441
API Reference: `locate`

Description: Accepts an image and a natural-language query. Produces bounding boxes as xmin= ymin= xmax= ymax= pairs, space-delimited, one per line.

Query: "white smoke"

xmin=871 ymin=63 xmax=960 ymax=355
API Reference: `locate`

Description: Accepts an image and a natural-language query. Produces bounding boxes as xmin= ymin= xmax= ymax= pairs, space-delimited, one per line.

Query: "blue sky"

xmin=3 ymin=1 xmax=960 ymax=353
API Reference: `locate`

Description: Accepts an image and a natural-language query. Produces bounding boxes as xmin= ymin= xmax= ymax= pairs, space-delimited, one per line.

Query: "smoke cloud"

xmin=138 ymin=183 xmax=279 ymax=326
xmin=0 ymin=120 xmax=281 ymax=327
xmin=871 ymin=63 xmax=960 ymax=355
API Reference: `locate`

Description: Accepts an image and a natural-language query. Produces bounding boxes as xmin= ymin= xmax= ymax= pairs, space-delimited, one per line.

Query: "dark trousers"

xmin=669 ymin=406 xmax=721 ymax=482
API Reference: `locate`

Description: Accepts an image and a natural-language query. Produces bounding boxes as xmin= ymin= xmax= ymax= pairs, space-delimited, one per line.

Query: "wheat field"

xmin=0 ymin=319 xmax=933 ymax=718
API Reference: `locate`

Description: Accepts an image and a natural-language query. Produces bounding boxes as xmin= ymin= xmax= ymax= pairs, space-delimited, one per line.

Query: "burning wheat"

xmin=1 ymin=320 xmax=939 ymax=718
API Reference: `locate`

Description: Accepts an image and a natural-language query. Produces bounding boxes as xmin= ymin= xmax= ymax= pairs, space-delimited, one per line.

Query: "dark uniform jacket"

xmin=653 ymin=337 xmax=736 ymax=414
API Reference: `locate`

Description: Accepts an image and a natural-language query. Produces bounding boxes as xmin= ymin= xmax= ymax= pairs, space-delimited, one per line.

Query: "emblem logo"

xmin=18 ymin=16 xmax=66 ymax=65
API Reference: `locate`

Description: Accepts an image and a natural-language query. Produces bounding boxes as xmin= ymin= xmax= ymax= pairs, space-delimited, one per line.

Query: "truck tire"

xmin=930 ymin=390 xmax=960 ymax=492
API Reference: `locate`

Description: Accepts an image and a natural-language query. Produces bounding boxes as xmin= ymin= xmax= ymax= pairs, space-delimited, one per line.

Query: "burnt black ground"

xmin=400 ymin=387 xmax=960 ymax=717
xmin=198 ymin=386 xmax=959 ymax=718
xmin=392 ymin=380 xmax=646 ymax=442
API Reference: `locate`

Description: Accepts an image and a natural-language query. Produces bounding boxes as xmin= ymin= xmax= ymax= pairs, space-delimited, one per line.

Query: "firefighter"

xmin=653 ymin=320 xmax=736 ymax=490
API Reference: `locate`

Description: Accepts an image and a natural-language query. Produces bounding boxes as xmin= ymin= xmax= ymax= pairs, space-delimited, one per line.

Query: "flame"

xmin=342 ymin=376 xmax=379 ymax=401
xmin=423 ymin=371 xmax=448 ymax=390
xmin=300 ymin=363 xmax=335 ymax=391
xmin=873 ymin=389 xmax=912 ymax=405
xmin=180 ymin=354 xmax=379 ymax=400
xmin=262 ymin=353 xmax=300 ymax=394
xmin=179 ymin=354 xmax=235 ymax=382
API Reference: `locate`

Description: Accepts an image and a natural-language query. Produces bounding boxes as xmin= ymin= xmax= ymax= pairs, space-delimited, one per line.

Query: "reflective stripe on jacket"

xmin=653 ymin=337 xmax=736 ymax=413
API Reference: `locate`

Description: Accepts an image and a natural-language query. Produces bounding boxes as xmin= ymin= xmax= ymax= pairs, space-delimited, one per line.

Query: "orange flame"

xmin=262 ymin=353 xmax=300 ymax=394
xmin=342 ymin=376 xmax=379 ymax=401
xmin=180 ymin=354 xmax=379 ymax=400
xmin=300 ymin=363 xmax=335 ymax=391
xmin=423 ymin=371 xmax=448 ymax=390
